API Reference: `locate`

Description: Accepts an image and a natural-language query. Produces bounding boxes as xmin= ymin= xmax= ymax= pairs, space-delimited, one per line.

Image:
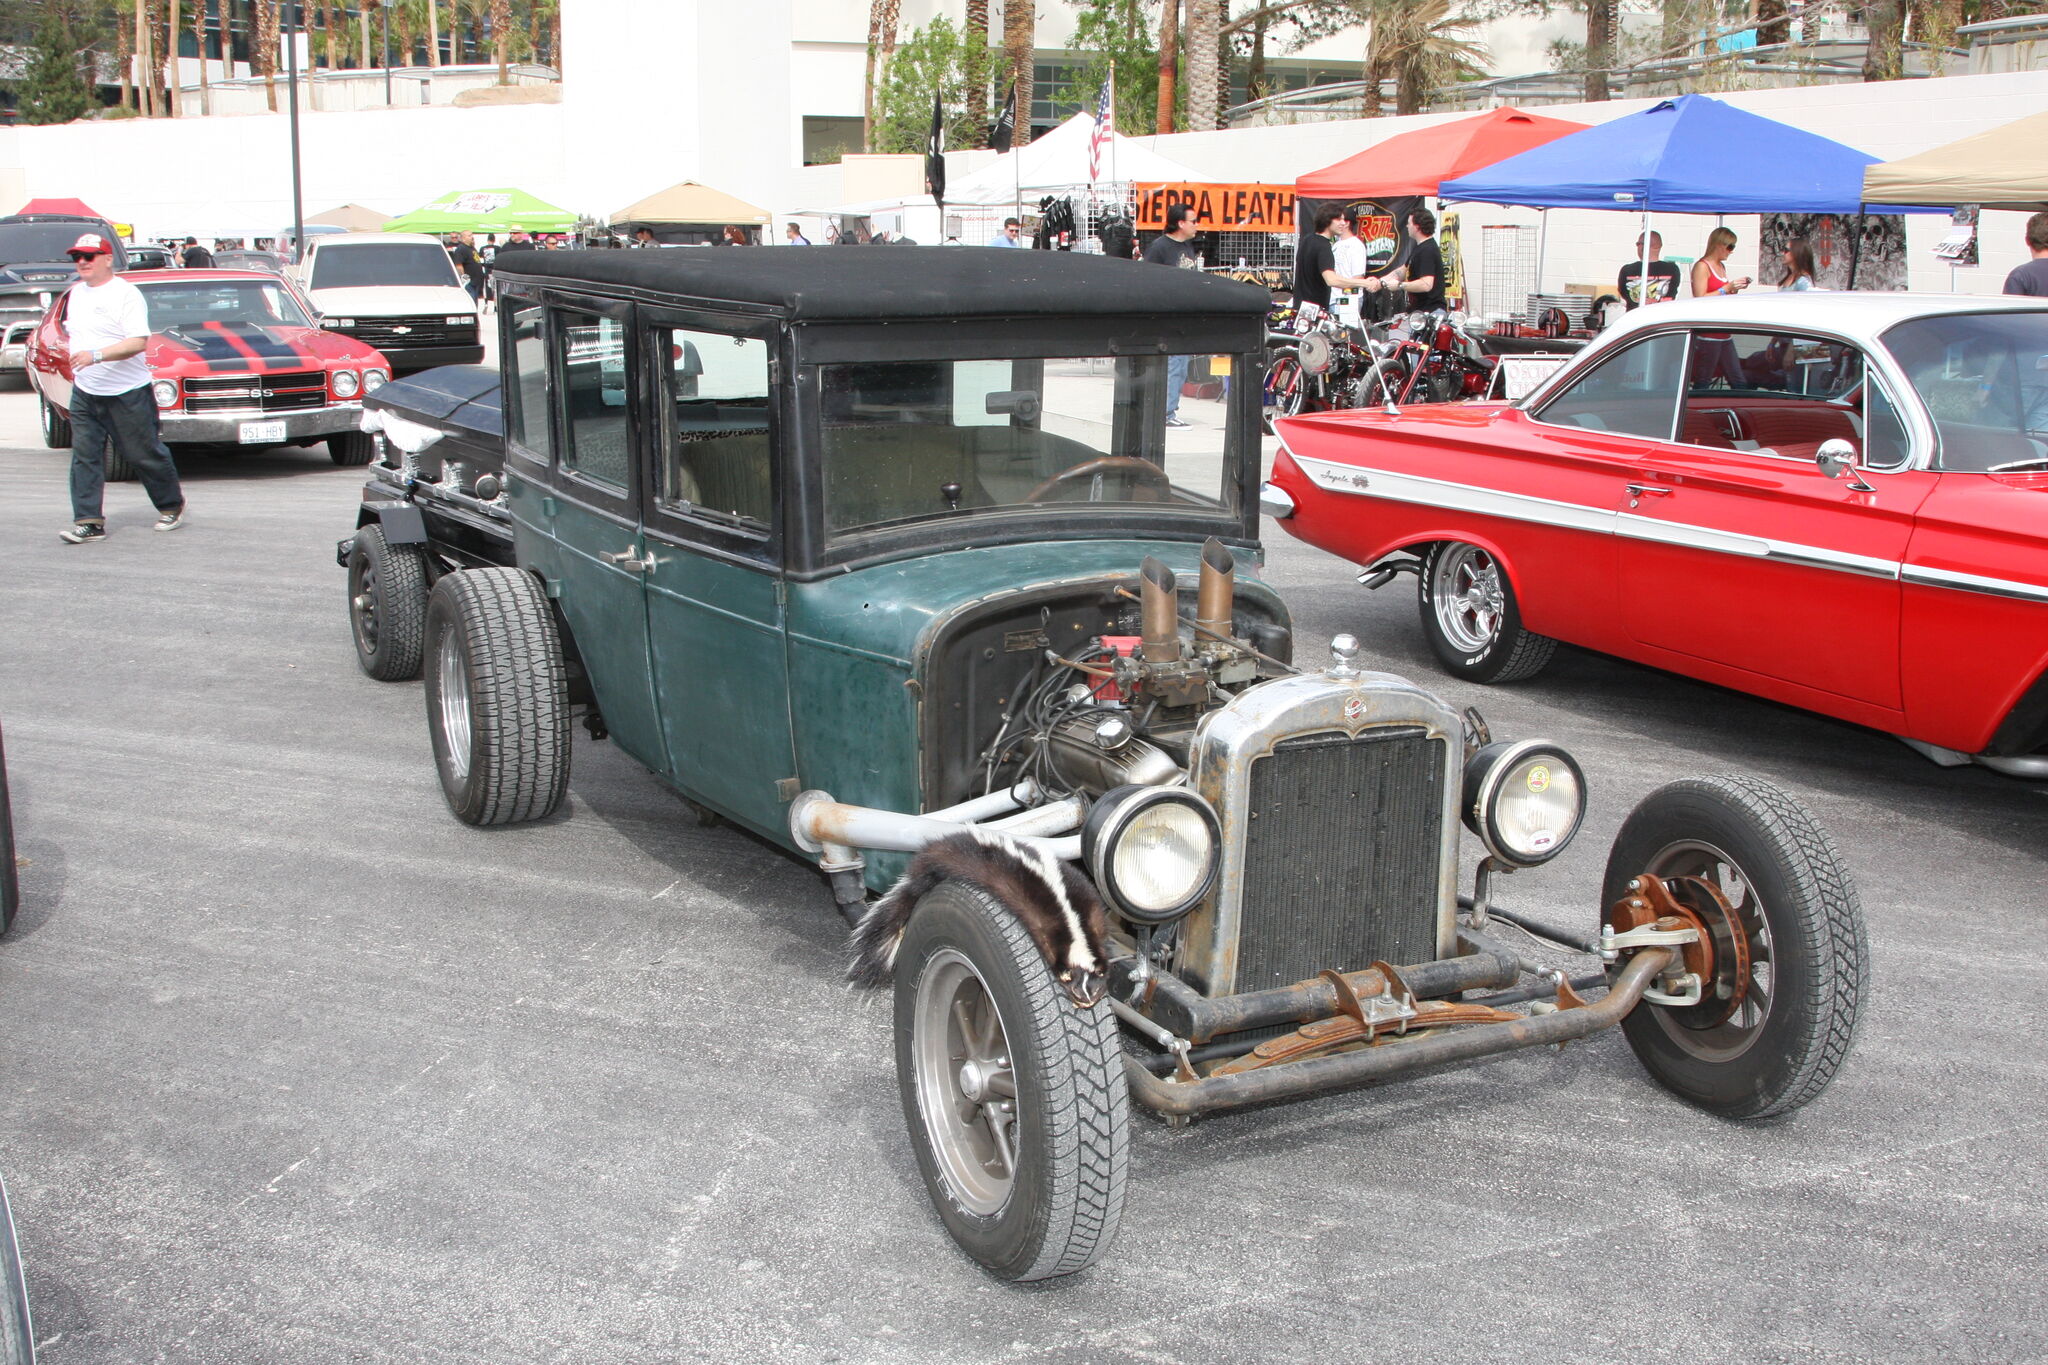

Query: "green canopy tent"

xmin=382 ymin=187 xmax=578 ymax=236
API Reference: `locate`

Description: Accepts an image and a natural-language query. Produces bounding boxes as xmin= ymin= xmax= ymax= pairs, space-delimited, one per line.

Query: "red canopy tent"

xmin=15 ymin=198 xmax=111 ymax=219
xmin=1295 ymin=108 xmax=1589 ymax=198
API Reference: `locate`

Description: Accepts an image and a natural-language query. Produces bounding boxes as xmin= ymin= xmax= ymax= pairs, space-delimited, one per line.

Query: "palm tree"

xmin=1184 ymin=0 xmax=1221 ymax=131
xmin=1004 ymin=0 xmax=1033 ymax=147
xmin=1362 ymin=0 xmax=1483 ymax=116
xmin=1156 ymin=0 xmax=1177 ymax=133
xmin=1584 ymin=0 xmax=1615 ymax=99
xmin=863 ymin=0 xmax=900 ymax=151
xmin=964 ymin=0 xmax=989 ymax=142
xmin=1862 ymin=0 xmax=1904 ymax=78
xmin=426 ymin=0 xmax=440 ymax=64
xmin=254 ymin=0 xmax=278 ymax=110
xmin=192 ymin=0 xmax=210 ymax=114
xmin=166 ymin=0 xmax=181 ymax=114
xmin=489 ymin=0 xmax=510 ymax=81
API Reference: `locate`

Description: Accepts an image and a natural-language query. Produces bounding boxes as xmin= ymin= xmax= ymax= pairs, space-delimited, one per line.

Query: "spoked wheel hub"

xmin=913 ymin=948 xmax=1020 ymax=1218
xmin=1614 ymin=844 xmax=1774 ymax=1063
xmin=1432 ymin=543 xmax=1505 ymax=653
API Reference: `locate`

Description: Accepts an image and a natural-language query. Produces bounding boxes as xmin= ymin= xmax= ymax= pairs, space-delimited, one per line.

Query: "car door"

xmin=1615 ymin=328 xmax=1935 ymax=710
xmin=505 ymin=294 xmax=670 ymax=776
xmin=30 ymin=291 xmax=73 ymax=411
xmin=637 ymin=309 xmax=797 ymax=839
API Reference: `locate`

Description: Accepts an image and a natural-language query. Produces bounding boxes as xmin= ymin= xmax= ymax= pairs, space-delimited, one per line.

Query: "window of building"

xmin=803 ymin=116 xmax=865 ymax=166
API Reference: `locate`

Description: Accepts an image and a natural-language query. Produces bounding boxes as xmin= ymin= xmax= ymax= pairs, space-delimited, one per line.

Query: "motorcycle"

xmin=1364 ymin=310 xmax=1500 ymax=407
xmin=1261 ymin=303 xmax=1390 ymax=433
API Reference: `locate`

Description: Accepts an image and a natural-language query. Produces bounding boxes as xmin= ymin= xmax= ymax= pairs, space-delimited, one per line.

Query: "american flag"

xmin=1087 ymin=74 xmax=1115 ymax=182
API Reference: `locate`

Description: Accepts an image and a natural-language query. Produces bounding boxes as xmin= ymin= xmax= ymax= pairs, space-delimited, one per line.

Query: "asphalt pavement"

xmin=1 ymin=380 xmax=2043 ymax=1364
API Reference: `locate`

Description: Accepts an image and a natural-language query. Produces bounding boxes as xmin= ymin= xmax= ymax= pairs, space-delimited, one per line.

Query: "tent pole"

xmin=1535 ymin=208 xmax=1549 ymax=302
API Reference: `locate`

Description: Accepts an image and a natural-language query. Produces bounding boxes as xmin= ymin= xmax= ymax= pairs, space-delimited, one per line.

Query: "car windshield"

xmin=1884 ymin=311 xmax=2048 ymax=471
xmin=309 ymin=243 xmax=458 ymax=291
xmin=0 ymin=224 xmax=105 ymax=267
xmin=139 ymin=278 xmax=312 ymax=329
xmin=816 ymin=354 xmax=1243 ymax=538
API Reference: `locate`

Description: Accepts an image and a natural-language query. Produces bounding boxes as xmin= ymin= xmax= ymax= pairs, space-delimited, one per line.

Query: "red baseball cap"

xmin=68 ymin=233 xmax=112 ymax=256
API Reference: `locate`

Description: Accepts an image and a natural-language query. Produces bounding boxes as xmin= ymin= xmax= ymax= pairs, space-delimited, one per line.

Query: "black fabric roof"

xmin=494 ymin=245 xmax=1270 ymax=321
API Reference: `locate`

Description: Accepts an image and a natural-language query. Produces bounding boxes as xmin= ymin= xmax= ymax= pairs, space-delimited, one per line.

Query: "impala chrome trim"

xmin=1616 ymin=514 xmax=1902 ymax=581
xmin=1901 ymin=564 xmax=2048 ymax=604
xmin=1292 ymin=456 xmax=1615 ymax=535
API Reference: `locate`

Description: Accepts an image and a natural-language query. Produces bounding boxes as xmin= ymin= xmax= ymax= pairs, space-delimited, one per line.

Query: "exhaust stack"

xmin=1196 ymin=537 xmax=1235 ymax=639
xmin=1140 ymin=557 xmax=1181 ymax=663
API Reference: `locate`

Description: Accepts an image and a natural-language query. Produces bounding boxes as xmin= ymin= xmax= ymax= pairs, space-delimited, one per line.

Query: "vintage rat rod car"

xmin=336 ymin=250 xmax=1867 ymax=1281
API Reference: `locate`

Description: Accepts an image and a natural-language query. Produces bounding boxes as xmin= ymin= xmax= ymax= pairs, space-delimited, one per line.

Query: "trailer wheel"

xmin=347 ymin=525 xmax=429 ymax=681
xmin=423 ymin=568 xmax=570 ymax=826
xmin=894 ymin=880 xmax=1128 ymax=1282
xmin=1604 ymin=775 xmax=1869 ymax=1120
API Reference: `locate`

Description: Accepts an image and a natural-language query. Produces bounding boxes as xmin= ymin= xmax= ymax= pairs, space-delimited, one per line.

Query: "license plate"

xmin=1211 ymin=355 xmax=1232 ymax=376
xmin=239 ymin=419 xmax=287 ymax=444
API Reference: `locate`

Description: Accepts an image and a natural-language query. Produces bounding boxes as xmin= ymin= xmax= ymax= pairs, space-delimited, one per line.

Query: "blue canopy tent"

xmin=1438 ymin=94 xmax=1942 ymax=291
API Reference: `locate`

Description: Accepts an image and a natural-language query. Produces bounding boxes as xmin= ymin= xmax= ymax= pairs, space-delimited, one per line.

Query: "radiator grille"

xmin=1233 ymin=726 xmax=1448 ymax=994
xmin=183 ymin=370 xmax=328 ymax=413
xmin=333 ymin=315 xmax=475 ymax=349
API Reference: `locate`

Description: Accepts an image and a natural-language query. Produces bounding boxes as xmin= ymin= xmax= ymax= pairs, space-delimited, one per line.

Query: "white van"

xmin=299 ymin=232 xmax=482 ymax=372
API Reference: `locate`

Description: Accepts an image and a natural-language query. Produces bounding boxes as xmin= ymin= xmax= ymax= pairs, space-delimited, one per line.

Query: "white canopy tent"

xmin=807 ymin=112 xmax=1209 ymax=231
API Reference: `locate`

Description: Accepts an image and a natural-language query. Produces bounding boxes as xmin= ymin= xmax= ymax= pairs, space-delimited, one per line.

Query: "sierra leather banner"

xmin=1135 ymin=184 xmax=1296 ymax=233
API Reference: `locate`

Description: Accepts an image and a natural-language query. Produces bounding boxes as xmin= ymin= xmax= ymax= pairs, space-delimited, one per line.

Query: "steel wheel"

xmin=911 ymin=948 xmax=1020 ymax=1217
xmin=1431 ymin=541 xmax=1505 ymax=655
xmin=436 ymin=629 xmax=474 ymax=782
xmin=1636 ymin=840 xmax=1773 ymax=1062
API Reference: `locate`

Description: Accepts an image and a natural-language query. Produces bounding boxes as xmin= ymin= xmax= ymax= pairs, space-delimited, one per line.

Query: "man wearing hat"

xmin=57 ymin=232 xmax=185 ymax=543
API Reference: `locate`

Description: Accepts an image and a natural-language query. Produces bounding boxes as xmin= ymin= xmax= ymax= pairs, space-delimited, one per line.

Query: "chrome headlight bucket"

xmin=1462 ymin=740 xmax=1585 ymax=867
xmin=331 ymin=369 xmax=359 ymax=398
xmin=362 ymin=368 xmax=388 ymax=393
xmin=151 ymin=379 xmax=178 ymax=409
xmin=1083 ymin=785 xmax=1221 ymax=925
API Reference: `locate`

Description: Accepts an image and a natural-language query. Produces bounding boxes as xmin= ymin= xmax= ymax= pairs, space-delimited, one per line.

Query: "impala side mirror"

xmin=1816 ymin=438 xmax=1873 ymax=492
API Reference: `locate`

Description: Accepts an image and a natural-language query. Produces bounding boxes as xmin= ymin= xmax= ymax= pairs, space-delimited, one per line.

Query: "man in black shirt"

xmin=1366 ymin=208 xmax=1445 ymax=312
xmin=180 ymin=236 xmax=213 ymax=269
xmin=1617 ymin=231 xmax=1682 ymax=308
xmin=1145 ymin=203 xmax=1204 ymax=426
xmin=1292 ymin=208 xmax=1370 ymax=313
xmin=2003 ymin=212 xmax=2048 ymax=297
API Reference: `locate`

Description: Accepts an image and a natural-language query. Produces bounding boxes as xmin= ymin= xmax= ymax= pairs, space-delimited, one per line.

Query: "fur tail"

xmin=846 ymin=862 xmax=945 ymax=989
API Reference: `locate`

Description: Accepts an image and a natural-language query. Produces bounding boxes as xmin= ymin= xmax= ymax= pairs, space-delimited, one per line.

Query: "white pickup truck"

xmin=298 ymin=232 xmax=482 ymax=373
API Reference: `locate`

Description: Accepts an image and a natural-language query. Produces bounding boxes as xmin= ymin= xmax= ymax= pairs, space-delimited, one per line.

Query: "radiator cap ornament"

xmin=1328 ymin=633 xmax=1362 ymax=679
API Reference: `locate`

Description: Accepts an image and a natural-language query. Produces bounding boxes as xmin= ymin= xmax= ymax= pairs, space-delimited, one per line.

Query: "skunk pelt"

xmin=846 ymin=827 xmax=1110 ymax=993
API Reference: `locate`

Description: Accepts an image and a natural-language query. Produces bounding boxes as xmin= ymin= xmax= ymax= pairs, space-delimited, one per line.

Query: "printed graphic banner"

xmin=1135 ymin=184 xmax=1296 ymax=233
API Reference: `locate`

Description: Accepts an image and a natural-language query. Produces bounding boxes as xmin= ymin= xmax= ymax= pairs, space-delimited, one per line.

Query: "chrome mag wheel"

xmin=1431 ymin=541 xmax=1506 ymax=654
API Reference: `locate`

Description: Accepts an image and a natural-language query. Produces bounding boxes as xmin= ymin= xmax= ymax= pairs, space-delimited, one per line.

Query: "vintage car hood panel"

xmin=787 ymin=539 xmax=1272 ymax=670
xmin=148 ymin=321 xmax=383 ymax=374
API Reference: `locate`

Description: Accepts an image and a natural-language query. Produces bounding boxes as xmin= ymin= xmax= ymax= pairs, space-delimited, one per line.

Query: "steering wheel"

xmin=1024 ymin=456 xmax=1174 ymax=503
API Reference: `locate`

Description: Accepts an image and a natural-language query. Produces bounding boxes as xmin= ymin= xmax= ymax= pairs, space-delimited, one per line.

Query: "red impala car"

xmin=26 ymin=268 xmax=390 ymax=476
xmin=1264 ymin=294 xmax=2048 ymax=779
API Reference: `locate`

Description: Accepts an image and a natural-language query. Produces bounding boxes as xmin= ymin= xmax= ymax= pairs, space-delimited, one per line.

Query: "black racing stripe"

xmin=157 ymin=322 xmax=312 ymax=373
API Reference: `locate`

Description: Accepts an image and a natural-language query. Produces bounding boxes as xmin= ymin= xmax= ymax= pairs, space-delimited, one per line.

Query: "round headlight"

xmin=1083 ymin=785 xmax=1220 ymax=924
xmin=362 ymin=368 xmax=388 ymax=393
xmin=332 ymin=369 xmax=359 ymax=398
xmin=1462 ymin=740 xmax=1585 ymax=867
xmin=151 ymin=379 xmax=178 ymax=409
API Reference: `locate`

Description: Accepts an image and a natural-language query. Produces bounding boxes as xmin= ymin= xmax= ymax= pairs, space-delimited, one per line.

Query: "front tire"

xmin=1262 ymin=351 xmax=1307 ymax=434
xmin=347 ymin=525 xmax=429 ymax=681
xmin=329 ymin=431 xmax=375 ymax=466
xmin=893 ymin=881 xmax=1128 ymax=1282
xmin=423 ymin=569 xmax=570 ymax=826
xmin=1418 ymin=540 xmax=1555 ymax=683
xmin=1604 ymin=775 xmax=1869 ymax=1120
xmin=38 ymin=395 xmax=69 ymax=450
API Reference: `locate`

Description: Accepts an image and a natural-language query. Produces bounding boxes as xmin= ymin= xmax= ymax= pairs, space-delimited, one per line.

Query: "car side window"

xmin=1673 ymin=330 xmax=1884 ymax=465
xmin=1533 ymin=332 xmax=1685 ymax=441
xmin=654 ymin=326 xmax=771 ymax=529
xmin=555 ymin=308 xmax=629 ymax=490
xmin=507 ymin=300 xmax=549 ymax=459
xmin=1864 ymin=376 xmax=1911 ymax=470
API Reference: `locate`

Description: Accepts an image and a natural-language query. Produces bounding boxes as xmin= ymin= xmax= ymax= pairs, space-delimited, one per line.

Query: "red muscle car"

xmin=26 ymin=268 xmax=391 ymax=473
xmin=1263 ymin=293 xmax=2048 ymax=779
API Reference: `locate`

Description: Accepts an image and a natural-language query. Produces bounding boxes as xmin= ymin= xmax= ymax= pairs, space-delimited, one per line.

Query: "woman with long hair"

xmin=1691 ymin=226 xmax=1753 ymax=296
xmin=1779 ymin=237 xmax=1817 ymax=291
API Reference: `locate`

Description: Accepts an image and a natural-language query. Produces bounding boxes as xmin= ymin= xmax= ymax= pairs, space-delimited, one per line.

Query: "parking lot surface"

xmin=1 ymin=384 xmax=2043 ymax=1364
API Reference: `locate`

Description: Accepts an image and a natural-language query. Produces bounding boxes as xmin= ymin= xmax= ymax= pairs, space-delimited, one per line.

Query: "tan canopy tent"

xmin=1861 ymin=111 xmax=2048 ymax=211
xmin=611 ymin=181 xmax=771 ymax=228
xmin=306 ymin=203 xmax=392 ymax=231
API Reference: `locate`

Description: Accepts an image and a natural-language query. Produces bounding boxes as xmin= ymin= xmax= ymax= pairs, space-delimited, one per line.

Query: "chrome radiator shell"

xmin=1177 ymin=671 xmax=1465 ymax=998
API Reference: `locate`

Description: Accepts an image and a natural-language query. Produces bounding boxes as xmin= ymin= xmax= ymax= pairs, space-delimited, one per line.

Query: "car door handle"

xmin=1625 ymin=483 xmax=1673 ymax=501
xmin=598 ymin=549 xmax=655 ymax=574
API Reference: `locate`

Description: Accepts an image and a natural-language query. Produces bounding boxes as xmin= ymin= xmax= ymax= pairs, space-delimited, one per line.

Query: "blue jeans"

xmin=1165 ymin=354 xmax=1191 ymax=419
xmin=70 ymin=383 xmax=184 ymax=523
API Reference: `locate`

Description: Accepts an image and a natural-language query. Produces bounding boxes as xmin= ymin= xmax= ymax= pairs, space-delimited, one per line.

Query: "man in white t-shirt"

xmin=1330 ymin=211 xmax=1371 ymax=329
xmin=58 ymin=233 xmax=185 ymax=543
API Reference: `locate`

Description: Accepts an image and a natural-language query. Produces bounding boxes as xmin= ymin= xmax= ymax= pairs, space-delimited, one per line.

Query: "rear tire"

xmin=422 ymin=569 xmax=570 ymax=826
xmin=329 ymin=431 xmax=375 ymax=466
xmin=1262 ymin=351 xmax=1307 ymax=434
xmin=347 ymin=525 xmax=429 ymax=681
xmin=894 ymin=881 xmax=1128 ymax=1281
xmin=103 ymin=442 xmax=137 ymax=483
xmin=38 ymin=395 xmax=69 ymax=450
xmin=1604 ymin=776 xmax=1869 ymax=1120
xmin=1418 ymin=540 xmax=1555 ymax=684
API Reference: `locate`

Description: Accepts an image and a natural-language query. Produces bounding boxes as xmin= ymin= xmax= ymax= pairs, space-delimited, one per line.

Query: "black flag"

xmin=990 ymin=81 xmax=1016 ymax=155
xmin=925 ymin=89 xmax=947 ymax=211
